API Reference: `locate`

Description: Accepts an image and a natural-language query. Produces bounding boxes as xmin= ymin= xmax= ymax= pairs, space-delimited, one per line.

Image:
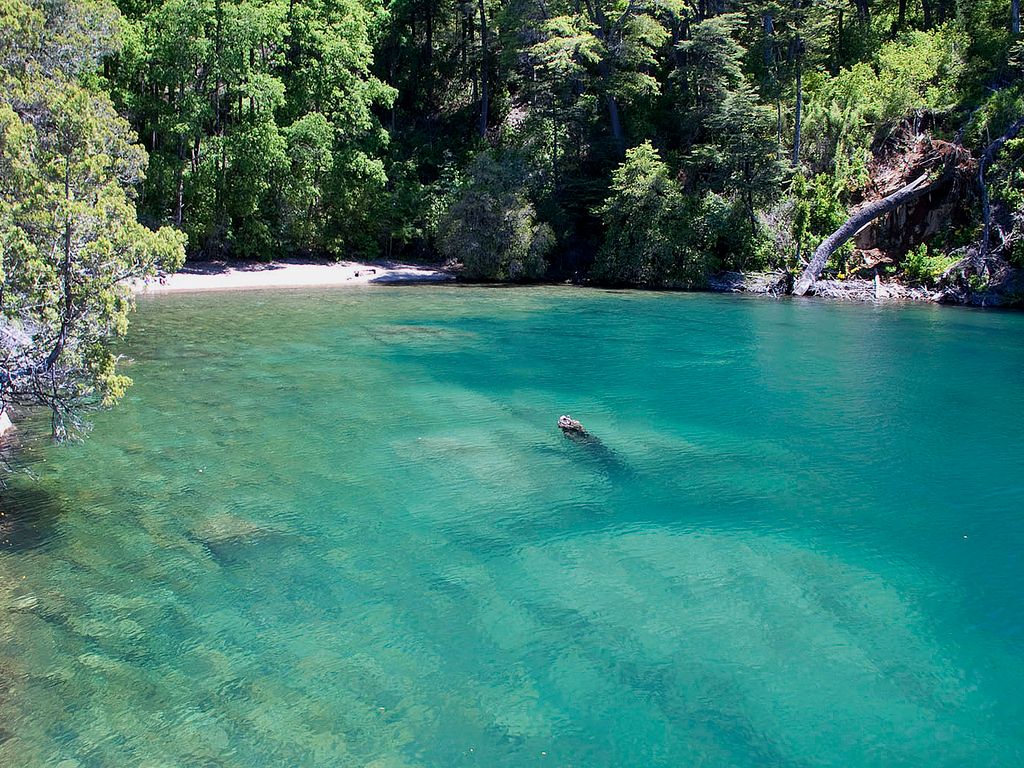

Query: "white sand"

xmin=131 ymin=260 xmax=451 ymax=294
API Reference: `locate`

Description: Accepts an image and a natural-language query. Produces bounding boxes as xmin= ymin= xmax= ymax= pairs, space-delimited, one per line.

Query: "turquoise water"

xmin=1 ymin=286 xmax=1023 ymax=767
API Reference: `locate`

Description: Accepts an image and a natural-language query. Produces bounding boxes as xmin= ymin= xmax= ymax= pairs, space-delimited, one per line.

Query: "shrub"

xmin=903 ymin=244 xmax=955 ymax=285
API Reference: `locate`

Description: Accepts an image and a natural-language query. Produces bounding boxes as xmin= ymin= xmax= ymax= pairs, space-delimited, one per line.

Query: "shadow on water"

xmin=0 ymin=482 xmax=65 ymax=553
xmin=560 ymin=432 xmax=633 ymax=480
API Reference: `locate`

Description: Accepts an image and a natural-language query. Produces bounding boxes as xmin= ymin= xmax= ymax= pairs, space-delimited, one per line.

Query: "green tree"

xmin=593 ymin=141 xmax=709 ymax=287
xmin=682 ymin=14 xmax=784 ymax=234
xmin=438 ymin=152 xmax=554 ymax=281
xmin=108 ymin=0 xmax=394 ymax=259
xmin=282 ymin=112 xmax=334 ymax=254
xmin=1 ymin=0 xmax=185 ymax=436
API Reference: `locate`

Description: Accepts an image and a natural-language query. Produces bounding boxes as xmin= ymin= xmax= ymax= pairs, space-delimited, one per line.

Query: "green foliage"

xmin=108 ymin=0 xmax=394 ymax=258
xmin=902 ymin=244 xmax=955 ymax=285
xmin=1 ymin=0 xmax=184 ymax=434
xmin=439 ymin=153 xmax=553 ymax=281
xmin=790 ymin=172 xmax=846 ymax=267
xmin=282 ymin=112 xmax=334 ymax=254
xmin=684 ymin=192 xmax=769 ymax=273
xmin=5 ymin=0 xmax=1023 ymax=306
xmin=88 ymin=0 xmax=1019 ymax=281
xmin=593 ymin=142 xmax=714 ymax=287
xmin=874 ymin=27 xmax=967 ymax=119
xmin=804 ymin=25 xmax=967 ymax=184
xmin=968 ymin=273 xmax=990 ymax=292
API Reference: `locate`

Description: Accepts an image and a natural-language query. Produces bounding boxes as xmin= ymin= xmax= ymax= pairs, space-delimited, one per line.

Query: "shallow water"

xmin=1 ymin=286 xmax=1023 ymax=767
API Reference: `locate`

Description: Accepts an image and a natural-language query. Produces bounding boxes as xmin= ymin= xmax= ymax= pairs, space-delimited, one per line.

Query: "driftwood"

xmin=793 ymin=172 xmax=950 ymax=296
xmin=808 ymin=278 xmax=938 ymax=302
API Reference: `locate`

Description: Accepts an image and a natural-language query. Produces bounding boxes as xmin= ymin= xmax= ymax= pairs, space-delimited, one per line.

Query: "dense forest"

xmin=103 ymin=0 xmax=1024 ymax=285
xmin=1 ymin=0 xmax=1023 ymax=427
xmin=4 ymin=0 xmax=1024 ymax=285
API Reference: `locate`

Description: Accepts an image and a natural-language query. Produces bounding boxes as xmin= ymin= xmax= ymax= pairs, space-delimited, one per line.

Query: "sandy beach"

xmin=131 ymin=260 xmax=452 ymax=294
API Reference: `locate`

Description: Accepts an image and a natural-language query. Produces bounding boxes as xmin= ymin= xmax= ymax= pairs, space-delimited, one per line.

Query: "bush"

xmin=791 ymin=173 xmax=847 ymax=269
xmin=902 ymin=244 xmax=955 ymax=285
xmin=803 ymin=25 xmax=968 ymax=184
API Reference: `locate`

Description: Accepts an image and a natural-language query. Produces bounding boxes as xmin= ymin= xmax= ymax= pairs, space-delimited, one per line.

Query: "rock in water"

xmin=558 ymin=415 xmax=588 ymax=438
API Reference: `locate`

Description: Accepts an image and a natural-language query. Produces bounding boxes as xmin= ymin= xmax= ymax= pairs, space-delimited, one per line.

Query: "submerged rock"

xmin=557 ymin=415 xmax=632 ymax=477
xmin=557 ymin=415 xmax=588 ymax=439
xmin=189 ymin=513 xmax=280 ymax=547
xmin=189 ymin=514 xmax=287 ymax=567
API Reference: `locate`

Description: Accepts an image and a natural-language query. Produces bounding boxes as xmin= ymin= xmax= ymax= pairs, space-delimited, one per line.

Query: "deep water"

xmin=1 ymin=286 xmax=1023 ymax=767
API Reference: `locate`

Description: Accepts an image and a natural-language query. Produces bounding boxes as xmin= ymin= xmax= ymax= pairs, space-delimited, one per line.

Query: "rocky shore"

xmin=705 ymin=268 xmax=1024 ymax=307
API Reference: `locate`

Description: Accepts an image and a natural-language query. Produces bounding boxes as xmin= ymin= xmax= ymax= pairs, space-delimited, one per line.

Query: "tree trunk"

xmin=1013 ymin=0 xmax=1021 ymax=36
xmin=582 ymin=0 xmax=625 ymax=154
xmin=763 ymin=11 xmax=782 ymax=156
xmin=477 ymin=0 xmax=489 ymax=138
xmin=795 ymin=114 xmax=1024 ymax=295
xmin=762 ymin=12 xmax=775 ymax=70
xmin=979 ymin=115 xmax=1024 ymax=259
xmin=174 ymin=140 xmax=184 ymax=227
xmin=833 ymin=9 xmax=843 ymax=76
xmin=852 ymin=0 xmax=870 ymax=24
xmin=605 ymin=93 xmax=624 ymax=153
xmin=776 ymin=100 xmax=782 ymax=157
xmin=793 ymin=173 xmax=943 ymax=296
xmin=792 ymin=48 xmax=803 ymax=167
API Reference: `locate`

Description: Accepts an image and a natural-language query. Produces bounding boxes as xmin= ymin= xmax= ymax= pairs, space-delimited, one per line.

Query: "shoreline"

xmin=131 ymin=260 xmax=453 ymax=294
xmin=130 ymin=260 xmax=1023 ymax=309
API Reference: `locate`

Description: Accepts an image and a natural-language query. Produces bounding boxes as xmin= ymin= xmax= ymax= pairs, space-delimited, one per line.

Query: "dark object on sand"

xmin=558 ymin=415 xmax=588 ymax=438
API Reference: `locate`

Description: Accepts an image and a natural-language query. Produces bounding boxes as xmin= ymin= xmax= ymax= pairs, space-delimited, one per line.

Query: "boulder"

xmin=557 ymin=415 xmax=588 ymax=438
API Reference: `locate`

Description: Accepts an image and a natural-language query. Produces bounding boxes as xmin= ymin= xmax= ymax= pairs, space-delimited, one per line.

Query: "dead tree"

xmin=791 ymin=120 xmax=1023 ymax=296
xmin=792 ymin=173 xmax=950 ymax=295
xmin=978 ymin=115 xmax=1024 ymax=261
xmin=477 ymin=0 xmax=490 ymax=137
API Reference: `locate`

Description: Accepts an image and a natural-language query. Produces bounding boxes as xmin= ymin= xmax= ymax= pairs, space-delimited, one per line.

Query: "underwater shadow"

xmin=559 ymin=431 xmax=634 ymax=481
xmin=0 ymin=482 xmax=66 ymax=553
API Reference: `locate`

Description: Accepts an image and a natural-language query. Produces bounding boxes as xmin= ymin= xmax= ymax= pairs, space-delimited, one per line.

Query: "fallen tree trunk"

xmin=793 ymin=173 xmax=944 ymax=295
xmin=795 ymin=115 xmax=1024 ymax=297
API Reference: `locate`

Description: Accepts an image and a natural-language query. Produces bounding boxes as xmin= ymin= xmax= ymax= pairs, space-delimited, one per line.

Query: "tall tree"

xmin=1 ymin=0 xmax=185 ymax=436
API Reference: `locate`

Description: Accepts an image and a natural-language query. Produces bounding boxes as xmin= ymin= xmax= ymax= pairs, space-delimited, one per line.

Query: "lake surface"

xmin=1 ymin=286 xmax=1023 ymax=767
